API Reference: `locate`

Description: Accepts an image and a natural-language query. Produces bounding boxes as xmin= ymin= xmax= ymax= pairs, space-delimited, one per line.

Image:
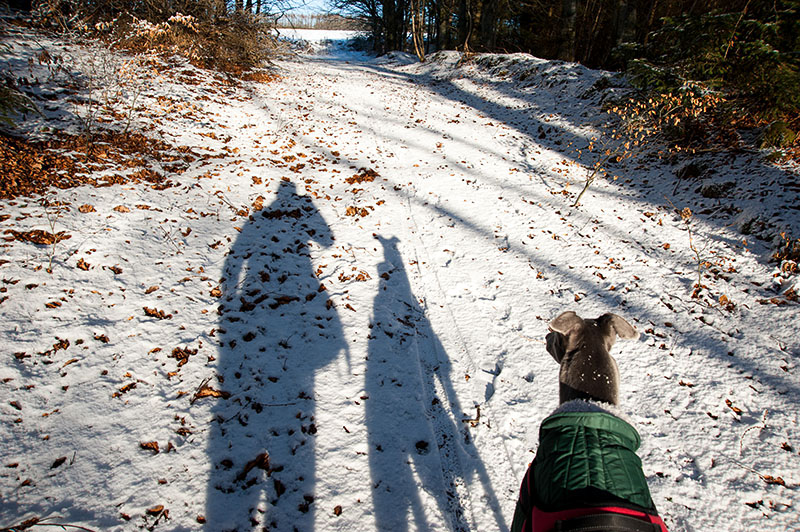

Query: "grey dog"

xmin=511 ymin=311 xmax=667 ymax=532
xmin=545 ymin=311 xmax=639 ymax=405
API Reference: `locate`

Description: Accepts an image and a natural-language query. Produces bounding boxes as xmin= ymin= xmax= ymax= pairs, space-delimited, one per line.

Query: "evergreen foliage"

xmin=627 ymin=2 xmax=800 ymax=122
xmin=0 ymin=84 xmax=40 ymax=127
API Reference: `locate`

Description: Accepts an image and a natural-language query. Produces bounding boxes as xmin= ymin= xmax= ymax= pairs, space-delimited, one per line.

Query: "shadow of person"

xmin=366 ymin=236 xmax=506 ymax=532
xmin=205 ymin=179 xmax=346 ymax=531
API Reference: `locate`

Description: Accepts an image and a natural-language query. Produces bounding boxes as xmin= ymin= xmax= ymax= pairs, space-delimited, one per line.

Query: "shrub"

xmin=32 ymin=1 xmax=277 ymax=75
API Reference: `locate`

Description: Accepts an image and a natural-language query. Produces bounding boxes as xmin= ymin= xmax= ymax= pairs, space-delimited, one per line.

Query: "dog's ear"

xmin=549 ymin=311 xmax=583 ymax=335
xmin=546 ymin=331 xmax=566 ymax=363
xmin=604 ymin=313 xmax=638 ymax=340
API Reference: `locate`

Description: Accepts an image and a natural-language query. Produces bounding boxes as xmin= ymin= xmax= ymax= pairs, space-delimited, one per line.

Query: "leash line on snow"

xmin=404 ymin=193 xmax=512 ymax=532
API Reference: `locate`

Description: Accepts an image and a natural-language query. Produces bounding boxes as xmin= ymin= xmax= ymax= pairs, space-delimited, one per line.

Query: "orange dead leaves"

xmin=345 ymin=167 xmax=379 ymax=185
xmin=4 ymin=229 xmax=71 ymax=245
xmin=0 ymin=131 xmax=195 ymax=200
xmin=140 ymin=441 xmax=160 ymax=454
xmin=725 ymin=399 xmax=743 ymax=415
xmin=113 ymin=382 xmax=137 ymax=398
xmin=239 ymin=71 xmax=281 ymax=83
xmin=170 ymin=346 xmax=198 ymax=367
xmin=191 ymin=382 xmax=231 ymax=403
xmin=143 ymin=307 xmax=172 ymax=320
xmin=345 ymin=206 xmax=371 ymax=217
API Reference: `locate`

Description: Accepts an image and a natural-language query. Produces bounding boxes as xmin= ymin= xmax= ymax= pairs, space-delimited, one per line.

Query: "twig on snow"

xmin=0 ymin=516 xmax=99 ymax=532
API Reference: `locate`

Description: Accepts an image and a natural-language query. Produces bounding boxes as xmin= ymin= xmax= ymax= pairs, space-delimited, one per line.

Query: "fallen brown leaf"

xmin=725 ymin=399 xmax=743 ymax=415
xmin=113 ymin=382 xmax=137 ymax=398
xmin=236 ymin=451 xmax=271 ymax=482
xmin=193 ymin=384 xmax=230 ymax=402
xmin=143 ymin=307 xmax=172 ymax=320
xmin=140 ymin=441 xmax=160 ymax=454
xmin=170 ymin=346 xmax=198 ymax=367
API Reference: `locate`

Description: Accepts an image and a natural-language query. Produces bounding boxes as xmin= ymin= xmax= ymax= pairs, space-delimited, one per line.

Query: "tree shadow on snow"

xmin=205 ymin=179 xmax=346 ymax=531
xmin=366 ymin=235 xmax=507 ymax=532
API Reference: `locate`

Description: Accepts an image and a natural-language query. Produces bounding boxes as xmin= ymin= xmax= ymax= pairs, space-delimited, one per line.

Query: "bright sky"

xmin=292 ymin=0 xmax=333 ymax=14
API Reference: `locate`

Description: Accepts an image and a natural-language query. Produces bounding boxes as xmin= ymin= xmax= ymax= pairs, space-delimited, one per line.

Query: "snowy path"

xmin=1 ymin=32 xmax=799 ymax=532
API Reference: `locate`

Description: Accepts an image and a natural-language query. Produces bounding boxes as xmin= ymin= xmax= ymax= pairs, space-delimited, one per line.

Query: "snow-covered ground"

xmin=1 ymin=24 xmax=799 ymax=532
xmin=273 ymin=28 xmax=365 ymax=57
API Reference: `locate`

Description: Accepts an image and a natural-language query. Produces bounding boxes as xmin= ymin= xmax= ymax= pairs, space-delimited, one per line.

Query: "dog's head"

xmin=546 ymin=311 xmax=638 ymax=405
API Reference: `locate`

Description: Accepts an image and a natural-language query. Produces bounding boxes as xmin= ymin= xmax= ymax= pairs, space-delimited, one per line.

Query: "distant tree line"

xmin=328 ymin=0 xmax=799 ymax=125
xmin=329 ymin=0 xmax=798 ymax=68
xmin=275 ymin=13 xmax=365 ymax=30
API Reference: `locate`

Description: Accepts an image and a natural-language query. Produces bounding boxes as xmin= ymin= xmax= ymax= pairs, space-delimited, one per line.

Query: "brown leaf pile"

xmin=170 ymin=346 xmax=198 ymax=367
xmin=143 ymin=307 xmax=172 ymax=320
xmin=0 ymin=131 xmax=197 ymax=200
xmin=4 ymin=229 xmax=72 ymax=245
xmin=345 ymin=167 xmax=379 ymax=185
xmin=240 ymin=71 xmax=281 ymax=83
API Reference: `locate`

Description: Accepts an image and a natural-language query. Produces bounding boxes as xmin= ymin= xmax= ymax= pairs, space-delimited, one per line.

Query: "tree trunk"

xmin=436 ymin=0 xmax=451 ymax=50
xmin=382 ymin=0 xmax=397 ymax=51
xmin=479 ymin=0 xmax=499 ymax=50
xmin=612 ymin=0 xmax=636 ymax=44
xmin=411 ymin=0 xmax=426 ymax=60
xmin=643 ymin=0 xmax=659 ymax=45
xmin=457 ymin=0 xmax=473 ymax=52
xmin=558 ymin=0 xmax=577 ymax=61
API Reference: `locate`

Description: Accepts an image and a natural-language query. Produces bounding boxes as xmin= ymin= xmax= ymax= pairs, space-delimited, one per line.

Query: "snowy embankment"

xmin=1 ymin=24 xmax=798 ymax=532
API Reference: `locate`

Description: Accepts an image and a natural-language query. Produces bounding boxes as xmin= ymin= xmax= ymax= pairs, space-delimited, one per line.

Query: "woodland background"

xmin=3 ymin=0 xmax=798 ymax=261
